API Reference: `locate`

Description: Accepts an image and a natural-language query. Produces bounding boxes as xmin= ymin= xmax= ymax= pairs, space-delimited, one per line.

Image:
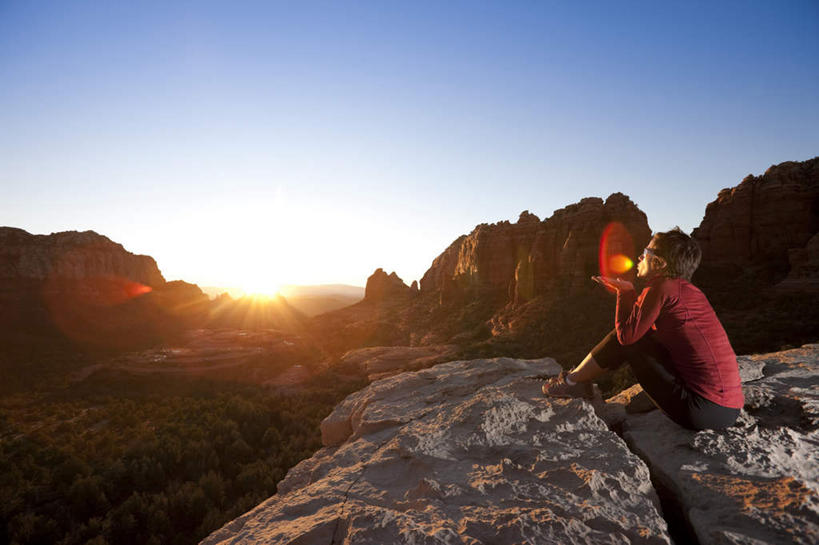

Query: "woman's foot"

xmin=542 ymin=370 xmax=595 ymax=399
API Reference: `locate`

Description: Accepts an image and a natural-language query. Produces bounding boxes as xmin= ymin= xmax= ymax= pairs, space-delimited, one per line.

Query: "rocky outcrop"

xmin=693 ymin=157 xmax=819 ymax=285
xmin=202 ymin=357 xmax=672 ymax=544
xmin=619 ymin=343 xmax=819 ymax=545
xmin=419 ymin=195 xmax=651 ymax=304
xmin=0 ymin=227 xmax=165 ymax=287
xmin=364 ymin=268 xmax=412 ymax=302
xmin=203 ymin=343 xmax=819 ymax=545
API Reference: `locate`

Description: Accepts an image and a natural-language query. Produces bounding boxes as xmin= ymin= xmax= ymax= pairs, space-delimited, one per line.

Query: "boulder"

xmin=621 ymin=343 xmax=819 ymax=545
xmin=202 ymin=357 xmax=671 ymax=545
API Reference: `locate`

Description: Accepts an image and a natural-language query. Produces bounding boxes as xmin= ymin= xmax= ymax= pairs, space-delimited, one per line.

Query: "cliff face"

xmin=693 ymin=157 xmax=819 ymax=284
xmin=0 ymin=227 xmax=165 ymax=288
xmin=420 ymin=193 xmax=652 ymax=303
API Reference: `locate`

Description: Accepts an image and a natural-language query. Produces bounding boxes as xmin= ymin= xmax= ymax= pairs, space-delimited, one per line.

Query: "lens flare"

xmin=609 ymin=254 xmax=634 ymax=274
xmin=598 ymin=222 xmax=636 ymax=280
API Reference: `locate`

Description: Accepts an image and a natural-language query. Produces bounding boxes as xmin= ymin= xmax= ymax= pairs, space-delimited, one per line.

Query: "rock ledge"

xmin=202 ymin=357 xmax=671 ymax=544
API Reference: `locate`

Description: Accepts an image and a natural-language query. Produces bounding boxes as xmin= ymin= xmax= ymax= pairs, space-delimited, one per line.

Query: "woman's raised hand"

xmin=591 ymin=276 xmax=634 ymax=293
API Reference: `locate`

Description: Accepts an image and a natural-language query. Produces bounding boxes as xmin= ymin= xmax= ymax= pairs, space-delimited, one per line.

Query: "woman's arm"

xmin=615 ymin=281 xmax=664 ymax=345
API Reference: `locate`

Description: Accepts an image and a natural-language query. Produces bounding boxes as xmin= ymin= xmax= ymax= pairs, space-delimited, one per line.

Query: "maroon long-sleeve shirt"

xmin=615 ymin=276 xmax=744 ymax=409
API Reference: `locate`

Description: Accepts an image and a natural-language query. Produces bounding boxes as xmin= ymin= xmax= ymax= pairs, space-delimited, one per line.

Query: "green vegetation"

xmin=0 ymin=372 xmax=365 ymax=545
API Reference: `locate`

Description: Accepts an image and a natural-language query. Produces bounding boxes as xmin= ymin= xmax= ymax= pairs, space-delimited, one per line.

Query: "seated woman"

xmin=542 ymin=228 xmax=744 ymax=430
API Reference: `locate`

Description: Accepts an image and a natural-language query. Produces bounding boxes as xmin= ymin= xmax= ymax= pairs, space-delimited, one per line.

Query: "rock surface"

xmin=202 ymin=357 xmax=671 ymax=545
xmin=621 ymin=343 xmax=819 ymax=545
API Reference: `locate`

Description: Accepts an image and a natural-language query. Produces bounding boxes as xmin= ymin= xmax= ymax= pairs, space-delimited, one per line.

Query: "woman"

xmin=542 ymin=228 xmax=744 ymax=430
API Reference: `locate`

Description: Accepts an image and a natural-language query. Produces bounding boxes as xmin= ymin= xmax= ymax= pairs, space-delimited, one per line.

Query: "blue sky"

xmin=1 ymin=1 xmax=818 ymax=291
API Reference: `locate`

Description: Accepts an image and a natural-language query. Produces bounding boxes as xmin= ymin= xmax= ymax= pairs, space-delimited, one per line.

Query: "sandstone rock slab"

xmin=622 ymin=343 xmax=819 ymax=545
xmin=203 ymin=357 xmax=671 ymax=545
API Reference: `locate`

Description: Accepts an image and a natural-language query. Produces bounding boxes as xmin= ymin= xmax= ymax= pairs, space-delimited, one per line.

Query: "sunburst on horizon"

xmin=236 ymin=275 xmax=285 ymax=299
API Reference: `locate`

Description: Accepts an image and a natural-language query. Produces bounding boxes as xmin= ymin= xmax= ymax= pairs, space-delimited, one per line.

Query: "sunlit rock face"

xmin=0 ymin=227 xmax=165 ymax=287
xmin=419 ymin=194 xmax=651 ymax=304
xmin=693 ymin=157 xmax=819 ymax=285
xmin=202 ymin=357 xmax=671 ymax=545
xmin=621 ymin=343 xmax=819 ymax=545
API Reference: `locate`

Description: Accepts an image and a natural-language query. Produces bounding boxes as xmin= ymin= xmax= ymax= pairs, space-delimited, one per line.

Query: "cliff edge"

xmin=202 ymin=342 xmax=818 ymax=545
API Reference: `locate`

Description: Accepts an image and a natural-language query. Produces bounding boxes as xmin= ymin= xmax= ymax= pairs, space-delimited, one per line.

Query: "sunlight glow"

xmin=239 ymin=280 xmax=283 ymax=298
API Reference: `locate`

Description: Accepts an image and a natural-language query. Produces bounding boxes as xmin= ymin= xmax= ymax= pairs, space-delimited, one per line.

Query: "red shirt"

xmin=615 ymin=276 xmax=744 ymax=409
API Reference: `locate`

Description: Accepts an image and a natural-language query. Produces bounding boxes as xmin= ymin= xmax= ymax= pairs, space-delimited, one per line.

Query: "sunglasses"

xmin=640 ymin=247 xmax=657 ymax=260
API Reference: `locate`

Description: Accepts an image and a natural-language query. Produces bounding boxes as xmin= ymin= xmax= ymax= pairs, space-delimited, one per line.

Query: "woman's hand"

xmin=592 ymin=276 xmax=634 ymax=293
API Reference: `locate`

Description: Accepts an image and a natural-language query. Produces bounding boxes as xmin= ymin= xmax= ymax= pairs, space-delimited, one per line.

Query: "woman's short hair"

xmin=652 ymin=227 xmax=702 ymax=280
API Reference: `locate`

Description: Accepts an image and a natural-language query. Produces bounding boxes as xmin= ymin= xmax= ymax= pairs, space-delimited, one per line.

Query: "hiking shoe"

xmin=542 ymin=371 xmax=594 ymax=399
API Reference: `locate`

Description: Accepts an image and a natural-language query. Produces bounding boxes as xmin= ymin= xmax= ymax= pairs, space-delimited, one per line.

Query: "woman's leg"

xmin=622 ymin=340 xmax=693 ymax=428
xmin=566 ymin=352 xmax=606 ymax=383
xmin=552 ymin=330 xmax=740 ymax=429
xmin=621 ymin=334 xmax=739 ymax=430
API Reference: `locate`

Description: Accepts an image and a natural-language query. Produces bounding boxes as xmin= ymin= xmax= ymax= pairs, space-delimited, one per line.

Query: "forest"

xmin=0 ymin=368 xmax=365 ymax=545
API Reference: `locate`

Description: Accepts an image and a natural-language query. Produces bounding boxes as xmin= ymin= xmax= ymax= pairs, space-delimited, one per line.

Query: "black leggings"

xmin=591 ymin=330 xmax=740 ymax=430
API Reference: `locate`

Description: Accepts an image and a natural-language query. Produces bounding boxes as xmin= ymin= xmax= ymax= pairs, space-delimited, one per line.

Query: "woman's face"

xmin=637 ymin=238 xmax=665 ymax=279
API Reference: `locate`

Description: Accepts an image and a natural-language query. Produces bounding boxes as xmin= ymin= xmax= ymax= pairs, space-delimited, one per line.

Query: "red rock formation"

xmin=0 ymin=227 xmax=212 ymax=351
xmin=0 ymin=227 xmax=165 ymax=287
xmin=693 ymin=157 xmax=819 ymax=282
xmin=364 ymin=268 xmax=412 ymax=302
xmin=419 ymin=195 xmax=651 ymax=305
xmin=527 ymin=193 xmax=651 ymax=299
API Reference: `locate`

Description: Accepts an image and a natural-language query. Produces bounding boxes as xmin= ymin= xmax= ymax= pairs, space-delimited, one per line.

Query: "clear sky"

xmin=2 ymin=1 xmax=818 ymax=292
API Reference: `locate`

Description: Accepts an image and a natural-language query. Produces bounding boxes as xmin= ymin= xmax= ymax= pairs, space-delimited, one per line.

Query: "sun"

xmin=240 ymin=279 xmax=283 ymax=299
